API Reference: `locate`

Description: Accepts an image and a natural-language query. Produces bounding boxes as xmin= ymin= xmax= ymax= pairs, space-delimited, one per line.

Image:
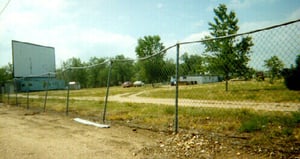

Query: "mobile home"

xmin=170 ymin=75 xmax=221 ymax=85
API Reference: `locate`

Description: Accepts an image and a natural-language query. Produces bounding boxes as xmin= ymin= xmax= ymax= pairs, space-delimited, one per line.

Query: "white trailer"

xmin=170 ymin=75 xmax=220 ymax=85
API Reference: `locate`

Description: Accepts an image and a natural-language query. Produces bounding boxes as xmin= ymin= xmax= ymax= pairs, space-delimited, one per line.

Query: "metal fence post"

xmin=1 ymin=86 xmax=3 ymax=103
xmin=175 ymin=43 xmax=180 ymax=133
xmin=43 ymin=74 xmax=50 ymax=112
xmin=14 ymin=79 xmax=18 ymax=106
xmin=26 ymin=79 xmax=29 ymax=109
xmin=102 ymin=60 xmax=112 ymax=123
xmin=66 ymin=83 xmax=70 ymax=116
xmin=7 ymin=84 xmax=10 ymax=105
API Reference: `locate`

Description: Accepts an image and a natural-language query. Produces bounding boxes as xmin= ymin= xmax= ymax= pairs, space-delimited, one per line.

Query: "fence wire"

xmin=2 ymin=19 xmax=300 ymax=134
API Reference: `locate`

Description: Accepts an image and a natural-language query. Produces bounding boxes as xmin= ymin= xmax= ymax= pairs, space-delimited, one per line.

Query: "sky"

xmin=0 ymin=0 xmax=300 ymax=68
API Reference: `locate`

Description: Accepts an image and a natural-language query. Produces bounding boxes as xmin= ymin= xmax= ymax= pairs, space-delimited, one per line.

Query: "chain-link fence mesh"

xmin=3 ymin=20 xmax=300 ymax=134
xmin=176 ymin=20 xmax=300 ymax=110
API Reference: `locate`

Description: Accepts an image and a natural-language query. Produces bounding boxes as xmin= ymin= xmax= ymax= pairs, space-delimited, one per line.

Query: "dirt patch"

xmin=0 ymin=105 xmax=158 ymax=159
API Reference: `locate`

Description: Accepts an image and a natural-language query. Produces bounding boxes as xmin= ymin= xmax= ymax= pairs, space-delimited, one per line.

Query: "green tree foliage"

xmin=282 ymin=54 xmax=300 ymax=90
xmin=87 ymin=57 xmax=107 ymax=88
xmin=0 ymin=63 xmax=13 ymax=86
xmin=59 ymin=55 xmax=136 ymax=88
xmin=161 ymin=58 xmax=176 ymax=82
xmin=264 ymin=56 xmax=284 ymax=84
xmin=135 ymin=35 xmax=166 ymax=86
xmin=61 ymin=57 xmax=88 ymax=88
xmin=110 ymin=55 xmax=135 ymax=86
xmin=297 ymin=55 xmax=300 ymax=68
xmin=180 ymin=52 xmax=206 ymax=75
xmin=202 ymin=4 xmax=254 ymax=91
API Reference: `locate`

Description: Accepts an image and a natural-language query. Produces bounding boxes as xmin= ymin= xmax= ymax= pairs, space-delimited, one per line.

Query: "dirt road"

xmin=16 ymin=91 xmax=300 ymax=111
xmin=109 ymin=92 xmax=300 ymax=111
xmin=0 ymin=105 xmax=159 ymax=159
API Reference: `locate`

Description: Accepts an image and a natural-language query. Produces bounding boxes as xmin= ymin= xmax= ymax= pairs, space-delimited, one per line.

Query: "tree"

xmin=161 ymin=58 xmax=176 ymax=82
xmin=180 ymin=52 xmax=206 ymax=75
xmin=0 ymin=63 xmax=13 ymax=86
xmin=61 ymin=57 xmax=88 ymax=88
xmin=264 ymin=56 xmax=284 ymax=84
xmin=135 ymin=35 xmax=166 ymax=86
xmin=283 ymin=54 xmax=300 ymax=90
xmin=202 ymin=4 xmax=253 ymax=91
xmin=110 ymin=55 xmax=134 ymax=86
xmin=87 ymin=57 xmax=106 ymax=88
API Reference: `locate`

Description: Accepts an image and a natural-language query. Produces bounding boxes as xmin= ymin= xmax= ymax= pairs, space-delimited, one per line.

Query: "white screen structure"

xmin=12 ymin=40 xmax=56 ymax=78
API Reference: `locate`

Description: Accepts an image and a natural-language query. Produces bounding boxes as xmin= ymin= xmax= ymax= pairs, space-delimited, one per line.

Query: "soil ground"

xmin=0 ymin=104 xmax=299 ymax=159
xmin=0 ymin=104 xmax=158 ymax=159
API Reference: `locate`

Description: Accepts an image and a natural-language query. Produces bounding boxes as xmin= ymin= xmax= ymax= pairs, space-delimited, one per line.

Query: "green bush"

xmin=291 ymin=111 xmax=300 ymax=123
xmin=283 ymin=55 xmax=300 ymax=90
xmin=239 ymin=116 xmax=268 ymax=132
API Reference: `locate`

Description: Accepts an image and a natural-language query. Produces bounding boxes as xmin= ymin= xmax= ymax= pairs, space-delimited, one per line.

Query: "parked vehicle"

xmin=122 ymin=81 xmax=132 ymax=88
xmin=133 ymin=81 xmax=144 ymax=87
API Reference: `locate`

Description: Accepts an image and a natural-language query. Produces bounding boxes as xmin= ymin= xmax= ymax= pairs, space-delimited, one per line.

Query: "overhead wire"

xmin=54 ymin=19 xmax=300 ymax=71
xmin=0 ymin=0 xmax=11 ymax=16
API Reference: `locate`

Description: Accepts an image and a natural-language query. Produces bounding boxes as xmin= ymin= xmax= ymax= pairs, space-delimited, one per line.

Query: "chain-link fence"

xmin=3 ymin=19 xmax=300 ymax=134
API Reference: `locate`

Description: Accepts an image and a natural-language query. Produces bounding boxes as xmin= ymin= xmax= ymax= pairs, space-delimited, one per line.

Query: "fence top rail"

xmin=66 ymin=59 xmax=110 ymax=70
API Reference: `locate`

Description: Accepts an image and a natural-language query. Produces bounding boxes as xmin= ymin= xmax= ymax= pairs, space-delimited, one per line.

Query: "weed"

xmin=239 ymin=115 xmax=268 ymax=133
xmin=164 ymin=106 xmax=174 ymax=115
xmin=282 ymin=128 xmax=294 ymax=136
xmin=291 ymin=111 xmax=300 ymax=123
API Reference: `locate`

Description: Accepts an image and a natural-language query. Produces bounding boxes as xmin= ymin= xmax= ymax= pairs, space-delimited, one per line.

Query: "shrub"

xmin=239 ymin=116 xmax=268 ymax=132
xmin=283 ymin=69 xmax=300 ymax=90
xmin=283 ymin=55 xmax=300 ymax=90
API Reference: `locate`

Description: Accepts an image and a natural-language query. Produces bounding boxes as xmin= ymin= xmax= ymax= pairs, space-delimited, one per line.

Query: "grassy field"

xmin=12 ymin=79 xmax=300 ymax=103
xmin=141 ymin=80 xmax=300 ymax=103
xmin=3 ymin=79 xmax=300 ymax=156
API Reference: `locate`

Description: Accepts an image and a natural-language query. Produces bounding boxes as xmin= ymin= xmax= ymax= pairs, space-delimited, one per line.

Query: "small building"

xmin=68 ymin=81 xmax=81 ymax=90
xmin=170 ymin=75 xmax=221 ymax=85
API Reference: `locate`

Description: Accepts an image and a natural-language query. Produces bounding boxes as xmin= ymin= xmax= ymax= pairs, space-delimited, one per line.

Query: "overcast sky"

xmin=0 ymin=0 xmax=299 ymax=68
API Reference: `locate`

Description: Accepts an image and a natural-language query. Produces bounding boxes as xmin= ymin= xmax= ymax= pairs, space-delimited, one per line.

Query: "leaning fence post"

xmin=66 ymin=82 xmax=70 ymax=116
xmin=14 ymin=79 xmax=18 ymax=106
xmin=43 ymin=73 xmax=50 ymax=112
xmin=102 ymin=60 xmax=112 ymax=123
xmin=1 ymin=86 xmax=4 ymax=103
xmin=7 ymin=84 xmax=10 ymax=105
xmin=26 ymin=78 xmax=29 ymax=109
xmin=175 ymin=43 xmax=180 ymax=134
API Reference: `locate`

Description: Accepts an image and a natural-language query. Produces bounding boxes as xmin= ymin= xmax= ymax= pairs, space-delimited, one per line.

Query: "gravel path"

xmin=108 ymin=92 xmax=300 ymax=112
xmin=16 ymin=92 xmax=300 ymax=111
